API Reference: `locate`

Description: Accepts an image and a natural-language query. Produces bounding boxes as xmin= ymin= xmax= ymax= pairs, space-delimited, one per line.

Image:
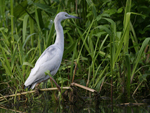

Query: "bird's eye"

xmin=65 ymin=14 xmax=68 ymax=17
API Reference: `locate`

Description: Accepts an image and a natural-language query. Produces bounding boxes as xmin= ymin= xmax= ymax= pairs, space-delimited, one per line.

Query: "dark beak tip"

xmin=76 ymin=17 xmax=82 ymax=19
xmin=78 ymin=17 xmax=82 ymax=19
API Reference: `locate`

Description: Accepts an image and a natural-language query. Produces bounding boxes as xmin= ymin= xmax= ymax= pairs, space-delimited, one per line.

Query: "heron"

xmin=24 ymin=12 xmax=80 ymax=91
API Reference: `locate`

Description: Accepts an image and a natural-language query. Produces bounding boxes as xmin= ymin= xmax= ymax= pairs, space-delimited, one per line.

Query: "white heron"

xmin=24 ymin=12 xmax=80 ymax=91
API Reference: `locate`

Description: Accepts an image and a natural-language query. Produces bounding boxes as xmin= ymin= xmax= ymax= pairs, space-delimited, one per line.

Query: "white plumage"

xmin=24 ymin=12 xmax=79 ymax=89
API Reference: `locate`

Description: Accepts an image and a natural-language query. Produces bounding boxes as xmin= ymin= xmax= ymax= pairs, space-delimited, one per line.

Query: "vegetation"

xmin=0 ymin=0 xmax=150 ymax=105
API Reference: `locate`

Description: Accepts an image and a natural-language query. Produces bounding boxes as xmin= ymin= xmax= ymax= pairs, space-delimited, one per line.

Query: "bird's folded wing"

xmin=24 ymin=46 xmax=57 ymax=86
xmin=30 ymin=46 xmax=57 ymax=76
xmin=35 ymin=45 xmax=57 ymax=66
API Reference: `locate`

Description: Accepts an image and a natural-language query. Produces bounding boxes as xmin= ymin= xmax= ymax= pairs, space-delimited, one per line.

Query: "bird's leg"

xmin=49 ymin=77 xmax=61 ymax=92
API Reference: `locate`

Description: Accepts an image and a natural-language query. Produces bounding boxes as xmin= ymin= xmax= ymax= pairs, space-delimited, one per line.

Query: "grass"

xmin=0 ymin=0 xmax=150 ymax=105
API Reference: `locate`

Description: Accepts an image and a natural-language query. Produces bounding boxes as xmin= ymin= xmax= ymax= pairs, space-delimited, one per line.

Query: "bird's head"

xmin=54 ymin=12 xmax=80 ymax=23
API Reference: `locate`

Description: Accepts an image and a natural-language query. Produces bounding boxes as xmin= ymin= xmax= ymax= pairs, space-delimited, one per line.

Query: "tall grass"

xmin=0 ymin=0 xmax=150 ymax=103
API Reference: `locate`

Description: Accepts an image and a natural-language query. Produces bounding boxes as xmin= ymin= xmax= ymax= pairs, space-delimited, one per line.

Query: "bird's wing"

xmin=32 ymin=45 xmax=57 ymax=75
xmin=35 ymin=45 xmax=56 ymax=66
xmin=24 ymin=45 xmax=58 ymax=86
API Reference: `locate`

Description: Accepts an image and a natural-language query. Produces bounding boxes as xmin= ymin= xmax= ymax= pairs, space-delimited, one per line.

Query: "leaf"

xmin=34 ymin=3 xmax=55 ymax=14
xmin=117 ymin=7 xmax=123 ymax=13
xmin=131 ymin=38 xmax=150 ymax=81
xmin=0 ymin=28 xmax=9 ymax=45
xmin=13 ymin=0 xmax=28 ymax=18
xmin=63 ymin=40 xmax=77 ymax=59
xmin=23 ymin=33 xmax=36 ymax=48
xmin=36 ymin=9 xmax=45 ymax=30
xmin=0 ymin=27 xmax=8 ymax=32
xmin=23 ymin=62 xmax=33 ymax=67
xmin=96 ymin=13 xmax=110 ymax=21
xmin=94 ymin=65 xmax=108 ymax=88
xmin=138 ymin=74 xmax=148 ymax=82
xmin=23 ymin=15 xmax=29 ymax=43
xmin=57 ymin=77 xmax=69 ymax=84
xmin=95 ymin=25 xmax=111 ymax=35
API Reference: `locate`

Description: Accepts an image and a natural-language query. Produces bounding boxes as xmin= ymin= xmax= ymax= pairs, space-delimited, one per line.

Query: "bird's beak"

xmin=68 ymin=15 xmax=81 ymax=19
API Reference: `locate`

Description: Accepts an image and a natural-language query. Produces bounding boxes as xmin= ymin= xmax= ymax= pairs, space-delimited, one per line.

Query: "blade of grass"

xmin=131 ymin=38 xmax=150 ymax=82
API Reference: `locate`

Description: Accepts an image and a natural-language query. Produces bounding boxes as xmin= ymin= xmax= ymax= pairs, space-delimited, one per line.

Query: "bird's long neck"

xmin=54 ymin=21 xmax=64 ymax=51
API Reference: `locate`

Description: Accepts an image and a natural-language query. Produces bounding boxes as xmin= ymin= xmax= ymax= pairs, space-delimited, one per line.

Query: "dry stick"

xmin=99 ymin=80 xmax=104 ymax=93
xmin=72 ymin=62 xmax=77 ymax=83
xmin=0 ymin=106 xmax=26 ymax=113
xmin=40 ymin=87 xmax=70 ymax=91
xmin=116 ymin=103 xmax=146 ymax=106
xmin=71 ymin=82 xmax=96 ymax=93
xmin=0 ymin=87 xmax=70 ymax=101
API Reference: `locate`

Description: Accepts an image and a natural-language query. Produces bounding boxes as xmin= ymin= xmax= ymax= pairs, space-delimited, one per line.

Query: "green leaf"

xmin=117 ymin=7 xmax=123 ymax=13
xmin=23 ymin=62 xmax=33 ymax=67
xmin=13 ymin=0 xmax=28 ymax=18
xmin=23 ymin=15 xmax=29 ymax=43
xmin=57 ymin=77 xmax=69 ymax=84
xmin=34 ymin=3 xmax=55 ymax=14
xmin=131 ymin=38 xmax=150 ymax=81
xmin=23 ymin=33 xmax=36 ymax=48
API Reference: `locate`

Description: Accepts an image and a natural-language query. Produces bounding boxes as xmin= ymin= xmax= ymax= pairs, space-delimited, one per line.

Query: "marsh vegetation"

xmin=0 ymin=0 xmax=150 ymax=112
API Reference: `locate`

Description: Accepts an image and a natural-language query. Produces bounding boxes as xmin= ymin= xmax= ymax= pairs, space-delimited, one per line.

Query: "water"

xmin=0 ymin=103 xmax=150 ymax=113
xmin=0 ymin=94 xmax=150 ymax=113
xmin=0 ymin=90 xmax=150 ymax=113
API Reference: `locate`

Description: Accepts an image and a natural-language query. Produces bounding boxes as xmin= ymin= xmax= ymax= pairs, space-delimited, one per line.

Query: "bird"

xmin=24 ymin=12 xmax=80 ymax=91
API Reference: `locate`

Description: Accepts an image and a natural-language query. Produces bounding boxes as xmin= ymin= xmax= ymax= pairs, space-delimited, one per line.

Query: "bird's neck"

xmin=54 ymin=21 xmax=64 ymax=51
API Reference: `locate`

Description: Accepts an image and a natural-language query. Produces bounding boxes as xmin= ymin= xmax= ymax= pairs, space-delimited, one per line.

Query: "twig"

xmin=0 ymin=87 xmax=70 ymax=101
xmin=0 ymin=106 xmax=26 ymax=113
xmin=116 ymin=103 xmax=146 ymax=106
xmin=71 ymin=82 xmax=96 ymax=93
xmin=40 ymin=87 xmax=70 ymax=91
xmin=72 ymin=62 xmax=77 ymax=83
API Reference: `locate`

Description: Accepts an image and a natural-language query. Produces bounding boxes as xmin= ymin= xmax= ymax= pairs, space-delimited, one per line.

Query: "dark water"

xmin=0 ymin=92 xmax=150 ymax=113
xmin=1 ymin=100 xmax=150 ymax=113
xmin=0 ymin=103 xmax=150 ymax=113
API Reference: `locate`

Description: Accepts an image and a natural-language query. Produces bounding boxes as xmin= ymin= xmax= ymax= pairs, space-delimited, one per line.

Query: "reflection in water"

xmin=0 ymin=92 xmax=150 ymax=113
xmin=0 ymin=101 xmax=150 ymax=113
xmin=0 ymin=102 xmax=150 ymax=113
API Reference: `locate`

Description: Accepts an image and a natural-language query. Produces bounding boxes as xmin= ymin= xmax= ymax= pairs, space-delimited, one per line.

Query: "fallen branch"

xmin=0 ymin=83 xmax=97 ymax=102
xmin=0 ymin=87 xmax=70 ymax=101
